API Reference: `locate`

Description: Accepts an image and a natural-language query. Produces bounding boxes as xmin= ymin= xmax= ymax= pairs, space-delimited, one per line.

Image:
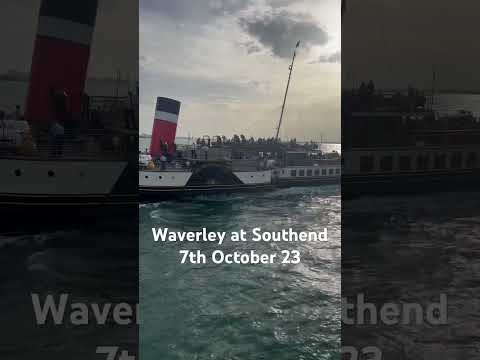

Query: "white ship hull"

xmin=0 ymin=158 xmax=135 ymax=207
xmin=139 ymin=168 xmax=273 ymax=200
xmin=274 ymin=164 xmax=341 ymax=186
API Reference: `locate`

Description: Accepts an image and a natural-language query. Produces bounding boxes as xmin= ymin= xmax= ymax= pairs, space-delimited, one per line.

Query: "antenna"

xmin=275 ymin=40 xmax=300 ymax=141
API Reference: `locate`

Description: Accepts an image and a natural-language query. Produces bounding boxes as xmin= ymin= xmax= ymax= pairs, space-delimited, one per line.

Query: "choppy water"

xmin=434 ymin=93 xmax=480 ymax=116
xmin=0 ymin=221 xmax=138 ymax=359
xmin=343 ymin=191 xmax=480 ymax=358
xmin=140 ymin=186 xmax=341 ymax=359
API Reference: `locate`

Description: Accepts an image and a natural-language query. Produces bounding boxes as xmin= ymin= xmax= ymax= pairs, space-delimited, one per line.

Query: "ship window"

xmin=434 ymin=154 xmax=447 ymax=169
xmin=467 ymin=152 xmax=477 ymax=168
xmin=380 ymin=156 xmax=393 ymax=171
xmin=336 ymin=168 xmax=340 ymax=174
xmin=450 ymin=152 xmax=462 ymax=169
xmin=322 ymin=169 xmax=327 ymax=176
xmin=307 ymin=169 xmax=312 ymax=176
xmin=416 ymin=155 xmax=429 ymax=170
xmin=158 ymin=176 xmax=162 ymax=179
xmin=145 ymin=175 xmax=149 ymax=179
xmin=48 ymin=170 xmax=55 ymax=178
xmin=14 ymin=169 xmax=21 ymax=176
xmin=314 ymin=169 xmax=320 ymax=176
xmin=329 ymin=168 xmax=334 ymax=175
xmin=299 ymin=170 xmax=305 ymax=176
xmin=360 ymin=156 xmax=374 ymax=172
xmin=290 ymin=170 xmax=297 ymax=177
xmin=281 ymin=170 xmax=285 ymax=174
xmin=399 ymin=156 xmax=411 ymax=171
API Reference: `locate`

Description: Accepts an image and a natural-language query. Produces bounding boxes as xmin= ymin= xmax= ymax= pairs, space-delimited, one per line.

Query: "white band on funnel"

xmin=38 ymin=16 xmax=94 ymax=45
xmin=155 ymin=110 xmax=178 ymax=124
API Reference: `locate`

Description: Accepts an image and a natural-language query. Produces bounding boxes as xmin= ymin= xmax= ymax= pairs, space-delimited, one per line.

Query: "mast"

xmin=275 ymin=40 xmax=300 ymax=141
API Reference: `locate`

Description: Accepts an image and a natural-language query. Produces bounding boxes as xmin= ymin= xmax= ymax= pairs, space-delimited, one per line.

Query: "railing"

xmin=0 ymin=128 xmax=132 ymax=160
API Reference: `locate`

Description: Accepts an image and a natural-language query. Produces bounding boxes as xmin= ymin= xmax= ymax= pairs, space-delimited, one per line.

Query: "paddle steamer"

xmin=342 ymin=88 xmax=480 ymax=198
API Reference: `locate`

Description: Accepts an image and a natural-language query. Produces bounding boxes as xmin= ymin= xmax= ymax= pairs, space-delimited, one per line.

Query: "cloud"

xmin=139 ymin=1 xmax=340 ymax=140
xmin=311 ymin=50 xmax=341 ymax=64
xmin=243 ymin=40 xmax=263 ymax=54
xmin=140 ymin=0 xmax=250 ymax=25
xmin=239 ymin=11 xmax=328 ymax=58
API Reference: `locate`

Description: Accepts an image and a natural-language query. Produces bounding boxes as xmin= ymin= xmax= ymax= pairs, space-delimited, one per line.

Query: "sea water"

xmin=140 ymin=186 xmax=341 ymax=359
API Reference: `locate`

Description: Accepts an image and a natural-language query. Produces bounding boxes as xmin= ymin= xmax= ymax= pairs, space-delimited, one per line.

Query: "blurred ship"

xmin=342 ymin=86 xmax=480 ymax=198
xmin=0 ymin=0 xmax=137 ymax=218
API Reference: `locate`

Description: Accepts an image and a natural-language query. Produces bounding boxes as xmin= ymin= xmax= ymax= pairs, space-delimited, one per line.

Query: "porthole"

xmin=48 ymin=170 xmax=55 ymax=177
xmin=158 ymin=176 xmax=162 ymax=179
xmin=14 ymin=169 xmax=21 ymax=176
xmin=145 ymin=176 xmax=149 ymax=179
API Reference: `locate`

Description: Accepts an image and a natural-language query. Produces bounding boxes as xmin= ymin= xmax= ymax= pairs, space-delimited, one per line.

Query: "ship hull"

xmin=275 ymin=176 xmax=340 ymax=187
xmin=139 ymin=167 xmax=273 ymax=202
xmin=0 ymin=158 xmax=137 ymax=227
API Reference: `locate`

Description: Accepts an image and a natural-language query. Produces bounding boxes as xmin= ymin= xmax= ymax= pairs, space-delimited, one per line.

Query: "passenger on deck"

xmin=81 ymin=93 xmax=90 ymax=122
xmin=49 ymin=120 xmax=65 ymax=157
xmin=91 ymin=106 xmax=103 ymax=129
xmin=190 ymin=142 xmax=197 ymax=159
xmin=367 ymin=80 xmax=375 ymax=95
xmin=160 ymin=154 xmax=167 ymax=170
xmin=13 ymin=105 xmax=23 ymax=120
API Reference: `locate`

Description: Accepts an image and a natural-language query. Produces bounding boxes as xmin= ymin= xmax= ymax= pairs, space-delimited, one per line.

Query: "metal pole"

xmin=275 ymin=42 xmax=299 ymax=141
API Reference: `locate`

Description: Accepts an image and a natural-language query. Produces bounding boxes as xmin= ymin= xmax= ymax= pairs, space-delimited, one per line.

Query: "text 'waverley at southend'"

xmin=152 ymin=228 xmax=328 ymax=246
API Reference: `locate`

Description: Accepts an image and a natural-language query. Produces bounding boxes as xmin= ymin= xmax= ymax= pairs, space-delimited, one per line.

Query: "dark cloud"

xmin=240 ymin=11 xmax=328 ymax=58
xmin=244 ymin=41 xmax=263 ymax=54
xmin=311 ymin=51 xmax=341 ymax=64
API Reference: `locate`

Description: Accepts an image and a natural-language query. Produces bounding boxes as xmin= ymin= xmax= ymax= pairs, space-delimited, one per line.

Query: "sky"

xmin=140 ymin=0 xmax=341 ymax=142
xmin=342 ymin=0 xmax=480 ymax=92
